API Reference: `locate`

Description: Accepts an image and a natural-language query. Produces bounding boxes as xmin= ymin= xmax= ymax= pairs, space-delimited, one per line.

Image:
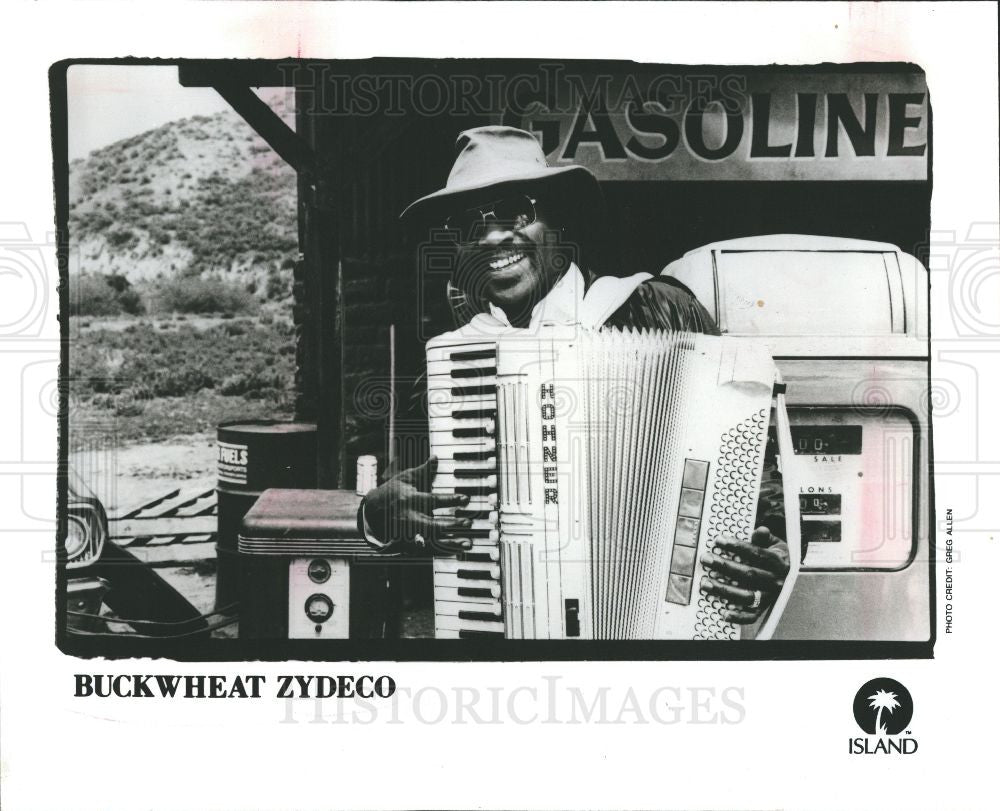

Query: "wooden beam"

xmin=296 ymin=101 xmax=343 ymax=488
xmin=211 ymin=82 xmax=319 ymax=176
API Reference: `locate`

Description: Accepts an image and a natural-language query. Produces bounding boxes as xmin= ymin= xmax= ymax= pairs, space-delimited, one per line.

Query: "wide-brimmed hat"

xmin=401 ymin=125 xmax=603 ymax=222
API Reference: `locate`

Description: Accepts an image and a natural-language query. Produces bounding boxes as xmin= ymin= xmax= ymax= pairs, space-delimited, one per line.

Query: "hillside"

xmin=68 ymin=94 xmax=298 ymax=295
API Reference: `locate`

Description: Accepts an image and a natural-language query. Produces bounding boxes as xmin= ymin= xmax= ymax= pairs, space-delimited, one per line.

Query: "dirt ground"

xmin=70 ymin=434 xmax=430 ymax=638
xmin=70 ymin=432 xmax=217 ymax=515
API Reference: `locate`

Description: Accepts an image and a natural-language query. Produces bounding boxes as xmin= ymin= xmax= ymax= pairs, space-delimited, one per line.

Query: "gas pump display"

xmin=786 ymin=408 xmax=916 ymax=570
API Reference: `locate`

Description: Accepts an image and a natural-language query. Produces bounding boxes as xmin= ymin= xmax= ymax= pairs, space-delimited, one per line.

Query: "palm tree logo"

xmin=853 ymin=678 xmax=913 ymax=736
xmin=867 ymin=688 xmax=901 ymax=736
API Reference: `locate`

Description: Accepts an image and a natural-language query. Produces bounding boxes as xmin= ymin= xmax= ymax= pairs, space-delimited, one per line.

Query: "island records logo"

xmin=848 ymin=677 xmax=917 ymax=755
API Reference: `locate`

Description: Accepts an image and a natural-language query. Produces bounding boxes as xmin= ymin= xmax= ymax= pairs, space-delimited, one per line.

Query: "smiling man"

xmin=360 ymin=125 xmax=789 ymax=628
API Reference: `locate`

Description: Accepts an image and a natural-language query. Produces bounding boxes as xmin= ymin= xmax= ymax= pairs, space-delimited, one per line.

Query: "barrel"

xmin=215 ymin=421 xmax=317 ymax=609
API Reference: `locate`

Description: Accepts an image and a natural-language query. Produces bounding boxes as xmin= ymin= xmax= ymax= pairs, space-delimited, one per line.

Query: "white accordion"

xmin=427 ymin=320 xmax=799 ymax=641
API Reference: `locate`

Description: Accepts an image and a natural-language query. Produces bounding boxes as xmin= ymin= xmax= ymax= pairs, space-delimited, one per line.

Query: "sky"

xmin=66 ymin=64 xmax=289 ymax=161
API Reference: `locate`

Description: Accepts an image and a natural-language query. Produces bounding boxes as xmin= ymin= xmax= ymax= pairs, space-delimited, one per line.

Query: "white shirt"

xmin=488 ymin=261 xmax=588 ymax=329
xmin=486 ymin=262 xmax=652 ymax=332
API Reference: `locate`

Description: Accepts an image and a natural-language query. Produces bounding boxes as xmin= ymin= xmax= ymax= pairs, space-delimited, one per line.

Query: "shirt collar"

xmin=488 ymin=262 xmax=585 ymax=329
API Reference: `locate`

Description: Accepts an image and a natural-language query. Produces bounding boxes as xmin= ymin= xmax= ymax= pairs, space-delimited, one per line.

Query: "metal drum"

xmin=215 ymin=421 xmax=317 ymax=609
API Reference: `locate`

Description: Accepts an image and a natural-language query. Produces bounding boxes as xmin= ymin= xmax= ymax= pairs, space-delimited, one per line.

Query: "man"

xmin=362 ymin=125 xmax=789 ymax=626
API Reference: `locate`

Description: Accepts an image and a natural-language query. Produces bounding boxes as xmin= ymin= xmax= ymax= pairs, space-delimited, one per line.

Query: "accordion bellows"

xmin=427 ymin=323 xmax=777 ymax=640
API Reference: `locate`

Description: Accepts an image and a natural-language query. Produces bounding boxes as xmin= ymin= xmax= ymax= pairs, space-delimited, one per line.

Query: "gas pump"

xmin=663 ymin=234 xmax=931 ymax=641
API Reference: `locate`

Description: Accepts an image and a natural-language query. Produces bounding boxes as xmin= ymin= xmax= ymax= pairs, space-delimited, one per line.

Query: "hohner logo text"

xmin=540 ymin=383 xmax=558 ymax=504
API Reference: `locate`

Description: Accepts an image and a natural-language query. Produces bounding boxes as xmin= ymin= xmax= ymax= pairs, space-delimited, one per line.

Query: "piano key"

xmin=432 ymin=627 xmax=506 ymax=639
xmin=433 ymin=471 xmax=496 ymax=486
xmin=434 ymin=584 xmax=501 ymax=602
xmin=429 ymin=535 xmax=499 ymax=556
xmin=426 ymin=384 xmax=494 ymax=398
xmin=453 ymin=509 xmax=499 ymax=521
xmin=428 ymin=441 xmax=497 ymax=457
xmin=454 ymin=449 xmax=497 ymax=462
xmin=451 ymin=384 xmax=497 ymax=397
xmin=427 ymin=353 xmax=496 ymax=369
xmin=452 ymin=424 xmax=495 ymax=439
xmin=427 ymin=394 xmax=497 ymax=409
xmin=433 ymin=572 xmax=500 ymax=590
xmin=434 ymin=455 xmax=497 ymax=467
xmin=431 ymin=509 xmax=497 ymax=526
xmin=432 ymin=495 xmax=498 ymax=513
xmin=456 ymin=486 xmax=497 ymax=498
xmin=426 ymin=381 xmax=495 ymax=393
xmin=459 ymin=610 xmax=503 ymax=622
xmin=435 ymin=600 xmax=502 ymax=617
xmin=426 ymin=343 xmax=496 ymax=363
xmin=452 ymin=408 xmax=496 ymax=420
xmin=450 ymin=468 xmax=498 ymax=480
xmin=430 ymin=418 xmax=495 ymax=432
xmin=451 ymin=366 xmax=497 ymax=379
xmin=438 ymin=528 xmax=499 ymax=541
xmin=457 ymin=584 xmax=501 ymax=599
xmin=449 ymin=348 xmax=496 ymax=361
xmin=434 ymin=614 xmax=505 ymax=634
xmin=457 ymin=550 xmax=500 ymax=563
xmin=428 ymin=372 xmax=497 ymax=384
xmin=432 ymin=559 xmax=501 ymax=579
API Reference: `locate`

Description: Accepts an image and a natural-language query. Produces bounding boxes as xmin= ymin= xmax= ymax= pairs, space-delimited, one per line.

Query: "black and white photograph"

xmin=56 ymin=58 xmax=933 ymax=657
xmin=1 ymin=3 xmax=997 ymax=810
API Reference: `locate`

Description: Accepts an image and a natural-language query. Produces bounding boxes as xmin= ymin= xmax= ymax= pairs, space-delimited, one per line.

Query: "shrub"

xmin=106 ymin=227 xmax=136 ymax=248
xmin=115 ymin=398 xmax=146 ymax=417
xmin=117 ymin=287 xmax=145 ymax=315
xmin=69 ymin=275 xmax=119 ymax=316
xmin=105 ymin=273 xmax=130 ymax=294
xmin=150 ymin=276 xmax=256 ymax=316
xmin=69 ymin=274 xmax=146 ymax=317
xmin=89 ymin=393 xmax=116 ymax=409
xmin=218 ymin=370 xmax=282 ymax=397
xmin=150 ymin=367 xmax=215 ymax=397
xmin=266 ymin=269 xmax=289 ymax=300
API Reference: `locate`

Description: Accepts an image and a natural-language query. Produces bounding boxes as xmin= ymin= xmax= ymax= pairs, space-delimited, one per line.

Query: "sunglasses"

xmin=443 ymin=195 xmax=538 ymax=243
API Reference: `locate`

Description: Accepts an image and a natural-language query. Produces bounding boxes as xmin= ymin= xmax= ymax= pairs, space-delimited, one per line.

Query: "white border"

xmin=1 ymin=3 xmax=998 ymax=810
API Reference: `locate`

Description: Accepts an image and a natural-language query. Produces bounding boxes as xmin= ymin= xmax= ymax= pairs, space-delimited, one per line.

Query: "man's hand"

xmin=699 ymin=527 xmax=790 ymax=624
xmin=363 ymin=456 xmax=474 ymax=555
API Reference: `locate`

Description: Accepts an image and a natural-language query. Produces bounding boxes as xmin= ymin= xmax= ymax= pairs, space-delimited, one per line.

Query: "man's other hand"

xmin=699 ymin=527 xmax=790 ymax=624
xmin=363 ymin=456 xmax=474 ymax=554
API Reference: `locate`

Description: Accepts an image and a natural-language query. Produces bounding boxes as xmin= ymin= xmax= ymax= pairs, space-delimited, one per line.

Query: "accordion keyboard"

xmin=426 ymin=339 xmax=504 ymax=638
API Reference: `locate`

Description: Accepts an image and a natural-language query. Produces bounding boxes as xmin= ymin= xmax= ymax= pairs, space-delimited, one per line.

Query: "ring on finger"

xmin=413 ymin=532 xmax=427 ymax=549
xmin=750 ymin=589 xmax=762 ymax=609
